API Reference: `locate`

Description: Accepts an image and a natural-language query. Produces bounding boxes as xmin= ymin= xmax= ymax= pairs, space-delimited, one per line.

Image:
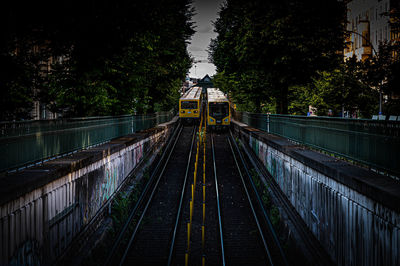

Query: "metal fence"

xmin=0 ymin=111 xmax=175 ymax=173
xmin=234 ymin=111 xmax=400 ymax=177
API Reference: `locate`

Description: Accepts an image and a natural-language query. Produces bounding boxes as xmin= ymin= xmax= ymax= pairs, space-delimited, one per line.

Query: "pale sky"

xmin=187 ymin=0 xmax=224 ymax=79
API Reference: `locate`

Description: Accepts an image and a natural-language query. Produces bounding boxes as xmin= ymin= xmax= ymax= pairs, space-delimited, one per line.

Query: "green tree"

xmin=309 ymin=57 xmax=378 ymax=118
xmin=362 ymin=44 xmax=400 ymax=116
xmin=210 ymin=0 xmax=346 ymax=114
xmin=1 ymin=0 xmax=194 ymax=119
xmin=0 ymin=40 xmax=49 ymax=120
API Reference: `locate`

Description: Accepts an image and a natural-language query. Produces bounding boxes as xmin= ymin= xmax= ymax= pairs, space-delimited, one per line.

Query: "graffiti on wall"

xmin=86 ymin=162 xmax=120 ymax=220
xmin=85 ymin=140 xmax=150 ymax=223
xmin=249 ymin=134 xmax=283 ymax=183
xmin=134 ymin=141 xmax=143 ymax=165
xmin=259 ymin=141 xmax=266 ymax=166
xmin=78 ymin=175 xmax=89 ymax=224
xmin=9 ymin=240 xmax=41 ymax=266
xmin=101 ymin=165 xmax=119 ymax=203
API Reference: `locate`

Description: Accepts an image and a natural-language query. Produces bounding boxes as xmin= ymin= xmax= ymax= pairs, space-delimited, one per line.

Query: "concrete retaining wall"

xmin=0 ymin=118 xmax=177 ymax=264
xmin=232 ymin=120 xmax=400 ymax=266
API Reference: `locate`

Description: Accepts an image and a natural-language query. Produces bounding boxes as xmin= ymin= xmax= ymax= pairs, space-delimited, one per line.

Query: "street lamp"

xmin=346 ymin=30 xmax=383 ymax=115
xmin=193 ymin=59 xmax=210 ymax=78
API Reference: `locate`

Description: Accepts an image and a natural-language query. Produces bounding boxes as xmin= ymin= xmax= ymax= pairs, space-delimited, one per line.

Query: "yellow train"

xmin=206 ymin=88 xmax=230 ymax=130
xmin=179 ymin=86 xmax=202 ymax=124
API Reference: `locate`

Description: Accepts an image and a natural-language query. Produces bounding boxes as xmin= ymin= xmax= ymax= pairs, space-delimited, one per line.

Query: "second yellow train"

xmin=206 ymin=88 xmax=230 ymax=130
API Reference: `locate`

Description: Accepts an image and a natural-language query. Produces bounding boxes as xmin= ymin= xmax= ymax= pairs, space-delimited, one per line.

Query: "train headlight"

xmin=180 ymin=110 xmax=185 ymax=113
xmin=194 ymin=110 xmax=198 ymax=113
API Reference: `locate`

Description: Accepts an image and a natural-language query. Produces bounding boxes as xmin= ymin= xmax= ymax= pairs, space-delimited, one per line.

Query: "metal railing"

xmin=0 ymin=111 xmax=175 ymax=173
xmin=233 ymin=111 xmax=400 ymax=177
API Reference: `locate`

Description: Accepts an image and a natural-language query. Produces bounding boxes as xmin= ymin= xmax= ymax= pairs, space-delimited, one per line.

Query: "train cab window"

xmin=181 ymin=101 xmax=198 ymax=109
xmin=209 ymin=102 xmax=229 ymax=118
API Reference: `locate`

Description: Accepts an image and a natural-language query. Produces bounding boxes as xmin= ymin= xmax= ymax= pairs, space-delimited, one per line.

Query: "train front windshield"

xmin=209 ymin=102 xmax=229 ymax=119
xmin=181 ymin=101 xmax=198 ymax=109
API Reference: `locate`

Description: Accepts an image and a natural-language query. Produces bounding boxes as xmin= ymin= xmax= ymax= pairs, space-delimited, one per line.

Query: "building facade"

xmin=29 ymin=45 xmax=64 ymax=120
xmin=345 ymin=0 xmax=395 ymax=61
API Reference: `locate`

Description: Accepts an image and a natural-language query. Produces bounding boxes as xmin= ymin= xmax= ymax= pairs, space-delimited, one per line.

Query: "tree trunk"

xmin=277 ymin=85 xmax=288 ymax=114
xmin=255 ymin=95 xmax=261 ymax=113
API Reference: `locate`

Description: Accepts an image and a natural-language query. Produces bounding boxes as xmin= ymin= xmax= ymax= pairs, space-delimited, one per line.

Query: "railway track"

xmin=104 ymin=123 xmax=197 ymax=265
xmin=235 ymin=132 xmax=334 ymax=266
xmin=103 ymin=115 xmax=323 ymax=266
xmin=208 ymin=132 xmax=288 ymax=266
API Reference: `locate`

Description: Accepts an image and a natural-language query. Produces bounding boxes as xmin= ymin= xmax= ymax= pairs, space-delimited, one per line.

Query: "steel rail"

xmin=211 ymin=133 xmax=226 ymax=266
xmin=226 ymin=136 xmax=274 ymax=266
xmin=118 ymin=123 xmax=185 ymax=266
xmin=167 ymin=125 xmax=197 ymax=266
xmin=104 ymin=123 xmax=182 ymax=266
xmin=237 ymin=135 xmax=334 ymax=265
xmin=229 ymin=131 xmax=288 ymax=266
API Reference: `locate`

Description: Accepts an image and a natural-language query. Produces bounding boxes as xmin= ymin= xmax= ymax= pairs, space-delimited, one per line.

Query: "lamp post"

xmin=346 ymin=30 xmax=383 ymax=115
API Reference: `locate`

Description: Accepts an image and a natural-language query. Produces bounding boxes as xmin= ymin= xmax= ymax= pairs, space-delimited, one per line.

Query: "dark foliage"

xmin=209 ymin=0 xmax=347 ymax=114
xmin=0 ymin=0 xmax=194 ymax=120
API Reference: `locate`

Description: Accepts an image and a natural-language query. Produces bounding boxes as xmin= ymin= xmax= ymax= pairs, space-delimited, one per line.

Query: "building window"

xmin=384 ymin=26 xmax=387 ymax=41
xmin=362 ymin=31 xmax=370 ymax=46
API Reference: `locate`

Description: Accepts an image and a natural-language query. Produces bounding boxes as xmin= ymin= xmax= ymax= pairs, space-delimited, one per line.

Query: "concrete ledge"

xmin=0 ymin=117 xmax=177 ymax=264
xmin=232 ymin=120 xmax=400 ymax=212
